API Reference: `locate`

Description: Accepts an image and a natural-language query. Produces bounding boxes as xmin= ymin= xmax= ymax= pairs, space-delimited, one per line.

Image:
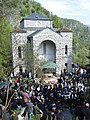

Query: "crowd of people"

xmin=0 ymin=66 xmax=90 ymax=120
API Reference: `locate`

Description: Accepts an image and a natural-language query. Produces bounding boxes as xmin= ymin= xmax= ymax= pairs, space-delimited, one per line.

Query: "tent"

xmin=42 ymin=61 xmax=58 ymax=69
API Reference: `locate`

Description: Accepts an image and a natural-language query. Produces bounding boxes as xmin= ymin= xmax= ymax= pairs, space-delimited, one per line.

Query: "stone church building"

xmin=11 ymin=12 xmax=72 ymax=76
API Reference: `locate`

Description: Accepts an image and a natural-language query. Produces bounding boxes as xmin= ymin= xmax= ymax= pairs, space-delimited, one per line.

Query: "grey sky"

xmin=35 ymin=0 xmax=90 ymax=25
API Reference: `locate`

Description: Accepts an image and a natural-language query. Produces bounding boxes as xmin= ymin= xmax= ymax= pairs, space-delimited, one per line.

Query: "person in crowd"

xmin=34 ymin=102 xmax=43 ymax=120
xmin=56 ymin=109 xmax=63 ymax=120
xmin=40 ymin=106 xmax=51 ymax=120
xmin=21 ymin=90 xmax=30 ymax=103
xmin=25 ymin=99 xmax=34 ymax=120
xmin=82 ymin=103 xmax=90 ymax=120
xmin=62 ymin=105 xmax=72 ymax=120
xmin=75 ymin=103 xmax=84 ymax=120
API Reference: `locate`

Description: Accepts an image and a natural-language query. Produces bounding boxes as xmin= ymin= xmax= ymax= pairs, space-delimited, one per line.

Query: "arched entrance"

xmin=38 ymin=40 xmax=56 ymax=62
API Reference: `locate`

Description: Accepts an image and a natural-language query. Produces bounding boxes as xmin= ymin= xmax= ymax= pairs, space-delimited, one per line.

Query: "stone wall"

xmin=20 ymin=19 xmax=52 ymax=29
xmin=11 ymin=32 xmax=27 ymax=76
xmin=33 ymin=29 xmax=72 ymax=75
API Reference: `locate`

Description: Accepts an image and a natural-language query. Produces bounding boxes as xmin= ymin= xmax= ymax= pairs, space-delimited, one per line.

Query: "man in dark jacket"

xmin=82 ymin=103 xmax=90 ymax=120
xmin=75 ymin=104 xmax=84 ymax=120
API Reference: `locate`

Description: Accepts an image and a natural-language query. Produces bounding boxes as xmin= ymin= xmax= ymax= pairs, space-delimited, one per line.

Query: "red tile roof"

xmin=12 ymin=28 xmax=26 ymax=33
xmin=56 ymin=28 xmax=72 ymax=33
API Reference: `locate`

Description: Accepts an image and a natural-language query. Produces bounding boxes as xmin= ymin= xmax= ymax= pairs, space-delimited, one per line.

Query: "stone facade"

xmin=11 ymin=12 xmax=72 ymax=76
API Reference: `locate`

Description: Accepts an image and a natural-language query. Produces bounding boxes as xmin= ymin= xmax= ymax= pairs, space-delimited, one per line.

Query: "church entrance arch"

xmin=38 ymin=40 xmax=56 ymax=62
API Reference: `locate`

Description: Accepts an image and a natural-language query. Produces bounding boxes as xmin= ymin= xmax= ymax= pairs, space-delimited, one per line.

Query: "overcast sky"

xmin=35 ymin=0 xmax=90 ymax=25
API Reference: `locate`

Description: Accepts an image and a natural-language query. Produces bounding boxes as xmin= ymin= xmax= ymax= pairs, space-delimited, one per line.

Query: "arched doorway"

xmin=38 ymin=40 xmax=56 ymax=62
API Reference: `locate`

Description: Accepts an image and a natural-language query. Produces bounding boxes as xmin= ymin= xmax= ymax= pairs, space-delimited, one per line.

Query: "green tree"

xmin=24 ymin=42 xmax=45 ymax=79
xmin=0 ymin=0 xmax=20 ymax=77
xmin=0 ymin=0 xmax=19 ymax=17
xmin=51 ymin=14 xmax=63 ymax=29
xmin=0 ymin=1 xmax=19 ymax=119
xmin=0 ymin=17 xmax=13 ymax=77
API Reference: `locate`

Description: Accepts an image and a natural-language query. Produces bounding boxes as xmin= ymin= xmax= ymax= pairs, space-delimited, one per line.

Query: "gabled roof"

xmin=27 ymin=29 xmax=42 ymax=38
xmin=27 ymin=27 xmax=62 ymax=38
xmin=20 ymin=12 xmax=51 ymax=22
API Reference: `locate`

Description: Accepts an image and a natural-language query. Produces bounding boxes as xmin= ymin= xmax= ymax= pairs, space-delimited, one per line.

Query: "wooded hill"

xmin=0 ymin=0 xmax=90 ymax=77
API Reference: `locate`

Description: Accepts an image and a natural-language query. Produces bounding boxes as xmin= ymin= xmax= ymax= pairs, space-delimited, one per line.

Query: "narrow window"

xmin=65 ymin=63 xmax=67 ymax=67
xmin=18 ymin=46 xmax=21 ymax=58
xmin=65 ymin=63 xmax=68 ymax=70
xmin=19 ymin=66 xmax=22 ymax=73
xmin=43 ymin=43 xmax=46 ymax=55
xmin=65 ymin=45 xmax=68 ymax=54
